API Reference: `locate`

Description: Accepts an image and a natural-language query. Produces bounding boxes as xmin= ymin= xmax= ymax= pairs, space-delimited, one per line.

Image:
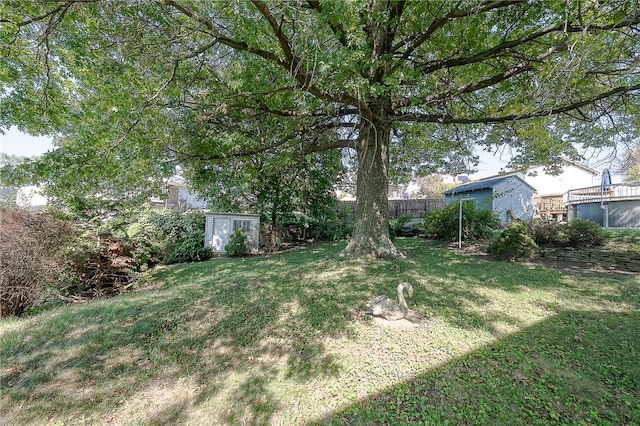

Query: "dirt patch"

xmin=453 ymin=241 xmax=639 ymax=275
xmin=362 ymin=310 xmax=433 ymax=329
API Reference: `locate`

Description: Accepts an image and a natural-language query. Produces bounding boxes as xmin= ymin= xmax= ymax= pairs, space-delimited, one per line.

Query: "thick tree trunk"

xmin=340 ymin=101 xmax=403 ymax=259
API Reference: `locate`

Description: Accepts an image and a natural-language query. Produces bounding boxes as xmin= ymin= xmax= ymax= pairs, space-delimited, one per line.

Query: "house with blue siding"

xmin=443 ymin=174 xmax=536 ymax=224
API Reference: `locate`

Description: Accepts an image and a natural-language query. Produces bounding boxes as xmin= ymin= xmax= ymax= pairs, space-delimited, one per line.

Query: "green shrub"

xmin=163 ymin=212 xmax=212 ymax=264
xmin=423 ymin=202 xmax=499 ymax=241
xmin=225 ymin=228 xmax=247 ymax=256
xmin=127 ymin=209 xmax=212 ymax=265
xmin=279 ymin=208 xmax=354 ymax=242
xmin=319 ymin=208 xmax=354 ymax=241
xmin=389 ymin=214 xmax=419 ymax=239
xmin=487 ymin=219 xmax=539 ymax=260
xmin=566 ymin=218 xmax=607 ymax=248
xmin=530 ymin=219 xmax=568 ymax=246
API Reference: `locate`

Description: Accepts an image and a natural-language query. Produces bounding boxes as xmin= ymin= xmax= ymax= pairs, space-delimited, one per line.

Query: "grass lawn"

xmin=1 ymin=238 xmax=639 ymax=425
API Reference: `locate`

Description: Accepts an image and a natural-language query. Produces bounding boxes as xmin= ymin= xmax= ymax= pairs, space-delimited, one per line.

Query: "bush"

xmin=315 ymin=208 xmax=354 ymax=241
xmin=278 ymin=208 xmax=354 ymax=242
xmin=487 ymin=219 xmax=539 ymax=260
xmin=566 ymin=218 xmax=607 ymax=248
xmin=0 ymin=208 xmax=73 ymax=317
xmin=225 ymin=227 xmax=247 ymax=256
xmin=423 ymin=202 xmax=499 ymax=241
xmin=530 ymin=219 xmax=568 ymax=246
xmin=160 ymin=212 xmax=212 ymax=264
xmin=389 ymin=214 xmax=419 ymax=239
xmin=122 ymin=208 xmax=212 ymax=266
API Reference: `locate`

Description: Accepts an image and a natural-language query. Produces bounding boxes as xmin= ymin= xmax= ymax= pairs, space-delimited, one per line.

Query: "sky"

xmin=1 ymin=126 xmax=619 ymax=182
xmin=1 ymin=126 xmax=512 ymax=176
xmin=0 ymin=127 xmax=54 ymax=157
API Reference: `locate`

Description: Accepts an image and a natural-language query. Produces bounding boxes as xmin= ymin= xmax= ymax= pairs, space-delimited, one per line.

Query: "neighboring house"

xmin=0 ymin=185 xmax=48 ymax=210
xmin=443 ymin=175 xmax=536 ymax=224
xmin=519 ymin=159 xmax=599 ymax=195
xmin=16 ymin=186 xmax=48 ymax=210
xmin=3 ymin=176 xmax=207 ymax=212
xmin=515 ymin=159 xmax=599 ymax=220
xmin=442 ymin=174 xmax=470 ymax=184
xmin=150 ymin=176 xmax=207 ymax=210
xmin=204 ymin=213 xmax=260 ymax=254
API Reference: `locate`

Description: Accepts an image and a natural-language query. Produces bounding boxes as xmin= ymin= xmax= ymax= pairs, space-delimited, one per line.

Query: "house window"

xmin=233 ymin=219 xmax=251 ymax=234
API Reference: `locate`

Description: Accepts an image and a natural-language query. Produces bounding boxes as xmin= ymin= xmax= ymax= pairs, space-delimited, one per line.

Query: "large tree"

xmin=2 ymin=1 xmax=639 ymax=259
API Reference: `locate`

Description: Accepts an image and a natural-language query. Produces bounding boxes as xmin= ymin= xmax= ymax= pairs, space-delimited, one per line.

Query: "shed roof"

xmin=205 ymin=212 xmax=261 ymax=219
xmin=443 ymin=174 xmax=535 ymax=195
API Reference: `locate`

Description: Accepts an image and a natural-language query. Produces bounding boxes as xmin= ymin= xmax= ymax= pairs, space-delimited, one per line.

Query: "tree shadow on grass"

xmin=0 ymin=242 xmax=370 ymax=424
xmin=397 ymin=238 xmax=640 ymax=334
xmin=1 ymin=239 xmax=637 ymax=424
xmin=313 ymin=310 xmax=640 ymax=425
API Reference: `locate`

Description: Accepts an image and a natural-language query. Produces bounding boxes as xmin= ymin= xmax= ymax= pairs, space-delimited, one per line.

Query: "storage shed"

xmin=204 ymin=213 xmax=260 ymax=254
xmin=443 ymin=175 xmax=536 ymax=224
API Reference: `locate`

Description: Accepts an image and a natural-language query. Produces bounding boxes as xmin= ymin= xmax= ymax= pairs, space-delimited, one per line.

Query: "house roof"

xmin=521 ymin=158 xmax=599 ymax=176
xmin=443 ymin=174 xmax=536 ymax=195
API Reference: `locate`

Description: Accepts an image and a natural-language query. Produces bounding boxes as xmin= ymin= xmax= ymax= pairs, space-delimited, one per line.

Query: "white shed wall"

xmin=492 ymin=177 xmax=534 ymax=223
xmin=205 ymin=214 xmax=260 ymax=254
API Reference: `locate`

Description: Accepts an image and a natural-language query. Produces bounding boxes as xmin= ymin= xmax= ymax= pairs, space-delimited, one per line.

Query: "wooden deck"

xmin=534 ymin=194 xmax=566 ymax=220
xmin=566 ymin=183 xmax=639 ymax=205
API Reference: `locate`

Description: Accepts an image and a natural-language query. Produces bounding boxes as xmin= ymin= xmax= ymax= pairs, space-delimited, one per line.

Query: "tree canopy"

xmin=1 ymin=0 xmax=639 ymax=258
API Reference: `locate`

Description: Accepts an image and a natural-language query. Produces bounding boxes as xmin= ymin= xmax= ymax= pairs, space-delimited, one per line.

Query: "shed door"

xmin=212 ymin=219 xmax=232 ymax=253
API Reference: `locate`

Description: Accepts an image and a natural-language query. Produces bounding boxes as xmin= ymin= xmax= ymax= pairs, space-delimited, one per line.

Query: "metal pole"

xmin=459 ymin=200 xmax=463 ymax=249
xmin=458 ymin=198 xmax=473 ymax=249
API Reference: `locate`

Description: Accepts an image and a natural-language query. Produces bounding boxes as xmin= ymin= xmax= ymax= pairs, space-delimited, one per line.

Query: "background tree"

xmin=1 ymin=1 xmax=639 ymax=259
xmin=185 ymin=150 xmax=343 ymax=226
xmin=416 ymin=174 xmax=459 ymax=200
xmin=617 ymin=140 xmax=640 ymax=182
xmin=627 ymin=164 xmax=640 ymax=182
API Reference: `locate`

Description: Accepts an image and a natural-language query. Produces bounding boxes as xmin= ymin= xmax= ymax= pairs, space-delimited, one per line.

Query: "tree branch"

xmin=0 ymin=1 xmax=92 ymax=27
xmin=306 ymin=0 xmax=349 ymax=47
xmin=393 ymin=83 xmax=640 ymax=124
xmin=170 ymin=119 xmax=351 ymax=161
xmin=111 ymin=60 xmax=180 ymax=149
xmin=249 ymin=0 xmax=371 ymax=115
xmin=163 ymin=0 xmax=286 ymax=66
xmin=406 ymin=42 xmax=568 ymax=109
xmin=392 ymin=1 xmax=525 ymax=61
xmin=165 ymin=0 xmax=367 ymax=114
xmin=416 ymin=22 xmax=564 ymax=75
xmin=393 ymin=2 xmax=640 ymax=79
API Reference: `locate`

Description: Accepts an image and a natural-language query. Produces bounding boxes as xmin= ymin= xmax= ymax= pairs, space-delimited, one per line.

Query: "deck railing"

xmin=534 ymin=194 xmax=565 ymax=214
xmin=565 ymin=182 xmax=640 ymax=205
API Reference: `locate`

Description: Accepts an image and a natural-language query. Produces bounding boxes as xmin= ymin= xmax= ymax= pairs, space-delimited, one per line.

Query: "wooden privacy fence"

xmin=339 ymin=198 xmax=444 ymax=219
